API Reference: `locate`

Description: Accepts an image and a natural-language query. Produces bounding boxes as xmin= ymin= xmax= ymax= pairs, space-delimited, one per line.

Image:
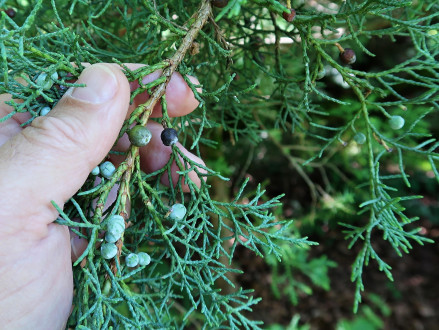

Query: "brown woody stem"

xmin=112 ymin=1 xmax=212 ymax=270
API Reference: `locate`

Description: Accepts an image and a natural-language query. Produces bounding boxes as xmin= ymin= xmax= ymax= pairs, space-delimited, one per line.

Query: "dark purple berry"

xmin=161 ymin=128 xmax=178 ymax=146
xmin=251 ymin=36 xmax=263 ymax=48
xmin=282 ymin=9 xmax=296 ymax=22
xmin=340 ymin=48 xmax=356 ymax=65
xmin=211 ymin=0 xmax=228 ymax=8
xmin=5 ymin=8 xmax=16 ymax=18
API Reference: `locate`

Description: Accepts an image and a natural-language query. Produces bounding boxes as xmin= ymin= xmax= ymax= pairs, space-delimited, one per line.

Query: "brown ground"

xmin=237 ymin=217 xmax=439 ymax=329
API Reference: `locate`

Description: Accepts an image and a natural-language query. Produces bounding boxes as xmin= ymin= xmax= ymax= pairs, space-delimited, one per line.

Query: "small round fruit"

xmin=340 ymin=48 xmax=356 ymax=65
xmin=107 ymin=214 xmax=125 ymax=226
xmin=35 ymin=72 xmax=48 ymax=87
xmin=389 ymin=115 xmax=405 ymax=130
xmin=211 ymin=0 xmax=228 ymax=8
xmin=316 ymin=67 xmax=326 ymax=80
xmin=40 ymin=106 xmax=51 ymax=116
xmin=128 ymin=125 xmax=152 ymax=147
xmin=126 ymin=253 xmax=139 ymax=268
xmin=100 ymin=161 xmax=116 ymax=179
xmin=138 ymin=252 xmax=151 ymax=266
xmin=251 ymin=36 xmax=263 ymax=48
xmin=161 ymin=128 xmax=178 ymax=146
xmin=5 ymin=8 xmax=16 ymax=18
xmin=101 ymin=243 xmax=117 ymax=259
xmin=105 ymin=231 xmax=121 ymax=243
xmin=91 ymin=166 xmax=100 ymax=175
xmin=107 ymin=215 xmax=125 ymax=234
xmin=169 ymin=203 xmax=187 ymax=221
xmin=282 ymin=9 xmax=296 ymax=22
xmin=35 ymin=71 xmax=58 ymax=90
xmin=354 ymin=133 xmax=366 ymax=144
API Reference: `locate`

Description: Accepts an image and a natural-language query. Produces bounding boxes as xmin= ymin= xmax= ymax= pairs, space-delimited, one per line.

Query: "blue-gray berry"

xmin=316 ymin=68 xmax=326 ymax=80
xmin=40 ymin=106 xmax=51 ymax=116
xmin=138 ymin=252 xmax=151 ymax=266
xmin=389 ymin=115 xmax=405 ymax=130
xmin=169 ymin=203 xmax=187 ymax=221
xmin=100 ymin=161 xmax=116 ymax=179
xmin=105 ymin=230 xmax=121 ymax=243
xmin=36 ymin=71 xmax=58 ymax=90
xmin=354 ymin=133 xmax=366 ymax=144
xmin=101 ymin=243 xmax=117 ymax=259
xmin=106 ymin=215 xmax=125 ymax=238
xmin=91 ymin=166 xmax=100 ymax=175
xmin=126 ymin=253 xmax=139 ymax=268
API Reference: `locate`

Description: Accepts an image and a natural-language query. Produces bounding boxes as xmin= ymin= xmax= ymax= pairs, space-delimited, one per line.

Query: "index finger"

xmin=118 ymin=63 xmax=201 ymax=118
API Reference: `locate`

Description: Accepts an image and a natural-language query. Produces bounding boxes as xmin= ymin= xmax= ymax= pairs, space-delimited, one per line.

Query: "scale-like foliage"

xmin=1 ymin=0 xmax=437 ymax=327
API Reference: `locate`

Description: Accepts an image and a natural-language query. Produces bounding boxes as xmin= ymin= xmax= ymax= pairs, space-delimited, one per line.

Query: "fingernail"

xmin=71 ymin=64 xmax=118 ymax=103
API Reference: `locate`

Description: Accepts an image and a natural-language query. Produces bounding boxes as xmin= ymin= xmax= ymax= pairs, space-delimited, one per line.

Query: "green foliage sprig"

xmin=1 ymin=0 xmax=313 ymax=328
xmin=1 ymin=0 xmax=438 ymax=327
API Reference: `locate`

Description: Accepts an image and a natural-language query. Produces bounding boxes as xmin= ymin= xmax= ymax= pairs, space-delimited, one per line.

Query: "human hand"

xmin=0 ymin=64 xmax=203 ymax=328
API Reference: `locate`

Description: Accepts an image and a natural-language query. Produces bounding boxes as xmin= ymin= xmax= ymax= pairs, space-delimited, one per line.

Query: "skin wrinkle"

xmin=0 ymin=224 xmax=71 ymax=328
xmin=0 ymin=207 xmax=53 ymax=241
xmin=0 ymin=227 xmax=67 ymax=299
xmin=26 ymin=115 xmax=91 ymax=156
xmin=2 ymin=129 xmax=79 ymax=224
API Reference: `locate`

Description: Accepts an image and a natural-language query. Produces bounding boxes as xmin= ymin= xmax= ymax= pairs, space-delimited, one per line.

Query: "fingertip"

xmin=161 ymin=149 xmax=207 ymax=192
xmin=166 ymin=73 xmax=200 ymax=117
xmin=187 ymin=75 xmax=202 ymax=95
xmin=129 ymin=71 xmax=200 ymax=118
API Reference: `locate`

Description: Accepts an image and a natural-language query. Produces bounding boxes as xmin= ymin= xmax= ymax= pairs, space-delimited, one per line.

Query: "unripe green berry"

xmin=40 ymin=106 xmax=51 ymax=116
xmin=169 ymin=203 xmax=187 ymax=221
xmin=354 ymin=133 xmax=366 ymax=144
xmin=138 ymin=252 xmax=151 ymax=266
xmin=161 ymin=128 xmax=178 ymax=146
xmin=100 ymin=161 xmax=116 ymax=179
xmin=128 ymin=125 xmax=152 ymax=147
xmin=389 ymin=115 xmax=405 ymax=130
xmin=126 ymin=253 xmax=139 ymax=268
xmin=101 ymin=243 xmax=117 ymax=259
xmin=91 ymin=166 xmax=100 ymax=175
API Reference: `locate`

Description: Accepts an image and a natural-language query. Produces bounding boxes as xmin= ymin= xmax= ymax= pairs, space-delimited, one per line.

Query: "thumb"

xmin=0 ymin=64 xmax=130 ymax=226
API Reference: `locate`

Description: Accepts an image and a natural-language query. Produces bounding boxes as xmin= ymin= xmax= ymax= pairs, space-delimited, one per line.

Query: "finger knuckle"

xmin=24 ymin=115 xmax=89 ymax=153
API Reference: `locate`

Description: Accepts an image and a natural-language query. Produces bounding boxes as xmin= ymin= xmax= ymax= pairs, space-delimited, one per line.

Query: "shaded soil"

xmin=237 ymin=218 xmax=439 ymax=329
xmin=224 ymin=131 xmax=439 ymax=329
